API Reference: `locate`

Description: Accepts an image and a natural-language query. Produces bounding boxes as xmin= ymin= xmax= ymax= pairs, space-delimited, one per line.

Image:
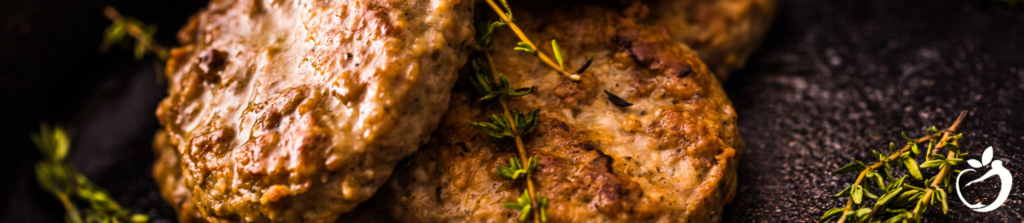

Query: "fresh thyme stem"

xmin=863 ymin=133 xmax=944 ymax=220
xmin=57 ymin=194 xmax=81 ymax=223
xmin=102 ymin=6 xmax=168 ymax=59
xmin=833 ymin=111 xmax=968 ymax=223
xmin=909 ymin=111 xmax=969 ymax=219
xmin=835 ymin=133 xmax=943 ymax=223
xmin=483 ymin=0 xmax=580 ymax=81
xmin=485 ymin=51 xmax=542 ymax=223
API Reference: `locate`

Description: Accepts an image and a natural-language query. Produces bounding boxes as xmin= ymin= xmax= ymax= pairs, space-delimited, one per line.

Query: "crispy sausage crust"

xmin=380 ymin=3 xmax=741 ymax=222
xmin=644 ymin=0 xmax=777 ymax=79
xmin=153 ymin=0 xmax=474 ymax=222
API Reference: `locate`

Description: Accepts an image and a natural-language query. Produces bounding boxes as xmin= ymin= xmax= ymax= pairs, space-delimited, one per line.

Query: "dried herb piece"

xmin=575 ymin=53 xmax=596 ymax=74
xmin=677 ymin=63 xmax=692 ymax=78
xmin=604 ymin=90 xmax=633 ymax=106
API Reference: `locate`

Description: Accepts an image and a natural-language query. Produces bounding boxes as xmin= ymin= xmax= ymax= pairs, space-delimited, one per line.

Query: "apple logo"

xmin=955 ymin=146 xmax=1012 ymax=212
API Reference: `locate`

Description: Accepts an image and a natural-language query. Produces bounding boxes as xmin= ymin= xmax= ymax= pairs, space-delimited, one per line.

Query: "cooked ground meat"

xmin=644 ymin=0 xmax=777 ymax=79
xmin=152 ymin=0 xmax=474 ymax=222
xmin=377 ymin=2 xmax=741 ymax=222
xmin=152 ymin=130 xmax=206 ymax=223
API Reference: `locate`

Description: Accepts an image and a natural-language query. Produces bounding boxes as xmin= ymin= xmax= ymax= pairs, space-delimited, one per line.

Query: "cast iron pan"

xmin=2 ymin=0 xmax=1022 ymax=222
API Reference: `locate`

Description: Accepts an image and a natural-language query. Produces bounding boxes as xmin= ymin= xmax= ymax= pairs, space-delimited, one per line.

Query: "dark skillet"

xmin=2 ymin=0 xmax=1022 ymax=222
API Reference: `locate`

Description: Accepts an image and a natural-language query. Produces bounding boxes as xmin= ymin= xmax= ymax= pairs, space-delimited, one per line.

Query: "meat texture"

xmin=379 ymin=2 xmax=741 ymax=222
xmin=152 ymin=130 xmax=206 ymax=223
xmin=642 ymin=0 xmax=777 ymax=79
xmin=152 ymin=0 xmax=474 ymax=222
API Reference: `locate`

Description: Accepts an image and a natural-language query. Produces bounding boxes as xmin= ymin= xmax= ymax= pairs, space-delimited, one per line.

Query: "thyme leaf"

xmin=551 ymin=39 xmax=564 ymax=70
xmin=475 ymin=20 xmax=506 ymax=51
xmin=497 ymin=156 xmax=538 ymax=180
xmin=502 ymin=190 xmax=534 ymax=221
xmin=515 ymin=42 xmax=536 ymax=53
xmin=903 ymin=157 xmax=923 ymax=180
xmin=943 ymin=143 xmax=960 ymax=154
xmin=818 ymin=208 xmax=844 ymax=223
xmin=470 ymin=109 xmax=540 ymax=138
xmin=920 ymin=160 xmax=946 ymax=169
xmin=851 ymin=185 xmax=864 ymax=204
xmin=833 ymin=158 xmax=866 ymax=174
xmin=537 ymin=196 xmax=548 ymax=222
xmin=469 ymin=59 xmax=534 ymax=101
xmin=875 ymin=186 xmax=903 ymax=208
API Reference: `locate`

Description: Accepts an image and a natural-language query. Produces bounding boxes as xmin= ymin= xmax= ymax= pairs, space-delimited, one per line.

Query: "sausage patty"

xmin=379 ymin=2 xmax=741 ymax=222
xmin=153 ymin=0 xmax=475 ymax=222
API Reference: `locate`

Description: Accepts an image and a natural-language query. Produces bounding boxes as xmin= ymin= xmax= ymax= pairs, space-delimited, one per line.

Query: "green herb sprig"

xmin=101 ymin=6 xmax=167 ymax=60
xmin=820 ymin=111 xmax=969 ymax=223
xmin=484 ymin=0 xmax=595 ymax=81
xmin=469 ymin=35 xmax=548 ymax=223
xmin=33 ymin=123 xmax=150 ymax=223
xmin=468 ymin=1 xmax=606 ymax=221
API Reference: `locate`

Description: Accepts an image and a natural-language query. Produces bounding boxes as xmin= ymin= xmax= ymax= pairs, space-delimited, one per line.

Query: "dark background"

xmin=1 ymin=0 xmax=1021 ymax=222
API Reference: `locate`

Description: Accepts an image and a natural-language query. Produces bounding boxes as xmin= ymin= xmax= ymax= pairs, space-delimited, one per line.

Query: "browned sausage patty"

xmin=153 ymin=0 xmax=475 ymax=222
xmin=378 ymin=2 xmax=741 ymax=222
xmin=644 ymin=0 xmax=777 ymax=79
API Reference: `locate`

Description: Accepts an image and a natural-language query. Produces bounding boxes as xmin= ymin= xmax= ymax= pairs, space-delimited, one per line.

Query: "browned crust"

xmin=154 ymin=0 xmax=476 ymax=222
xmin=379 ymin=2 xmax=741 ymax=222
xmin=643 ymin=0 xmax=778 ymax=79
xmin=152 ymin=130 xmax=207 ymax=223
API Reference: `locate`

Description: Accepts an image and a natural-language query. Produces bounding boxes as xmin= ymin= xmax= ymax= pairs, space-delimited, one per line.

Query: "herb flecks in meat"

xmin=604 ymin=90 xmax=634 ymax=107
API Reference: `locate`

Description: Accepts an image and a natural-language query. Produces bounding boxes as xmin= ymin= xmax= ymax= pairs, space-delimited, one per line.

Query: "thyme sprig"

xmin=469 ymin=46 xmax=548 ymax=223
xmin=467 ymin=64 xmax=546 ymax=223
xmin=467 ymin=1 xmax=597 ymax=221
xmin=483 ymin=0 xmax=595 ymax=81
xmin=820 ymin=111 xmax=969 ymax=223
xmin=101 ymin=6 xmax=167 ymax=60
xmin=33 ymin=123 xmax=150 ymax=223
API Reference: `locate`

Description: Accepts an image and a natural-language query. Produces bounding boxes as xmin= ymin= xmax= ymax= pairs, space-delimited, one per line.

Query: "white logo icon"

xmin=955 ymin=146 xmax=1012 ymax=212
